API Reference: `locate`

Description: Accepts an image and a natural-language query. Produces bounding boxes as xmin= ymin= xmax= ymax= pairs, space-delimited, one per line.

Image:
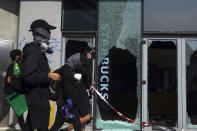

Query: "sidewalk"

xmin=0 ymin=121 xmax=94 ymax=131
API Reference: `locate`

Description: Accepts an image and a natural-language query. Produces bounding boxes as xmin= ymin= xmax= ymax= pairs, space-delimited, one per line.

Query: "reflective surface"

xmin=62 ymin=0 xmax=97 ymax=31
xmin=144 ymin=0 xmax=197 ymax=32
xmin=0 ymin=40 xmax=13 ymax=126
xmin=96 ymin=0 xmax=142 ymax=130
xmin=186 ymin=40 xmax=197 ymax=127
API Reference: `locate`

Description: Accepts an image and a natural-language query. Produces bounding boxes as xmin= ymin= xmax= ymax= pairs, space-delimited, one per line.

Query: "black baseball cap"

xmin=10 ymin=49 xmax=22 ymax=61
xmin=29 ymin=19 xmax=56 ymax=31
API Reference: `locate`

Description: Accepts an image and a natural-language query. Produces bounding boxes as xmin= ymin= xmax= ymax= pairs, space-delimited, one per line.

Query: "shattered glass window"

xmin=96 ymin=0 xmax=142 ymax=130
xmin=186 ymin=40 xmax=197 ymax=128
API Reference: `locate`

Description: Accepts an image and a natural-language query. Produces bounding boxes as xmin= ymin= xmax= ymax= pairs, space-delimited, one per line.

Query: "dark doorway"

xmin=187 ymin=50 xmax=197 ymax=124
xmin=148 ymin=41 xmax=177 ymax=130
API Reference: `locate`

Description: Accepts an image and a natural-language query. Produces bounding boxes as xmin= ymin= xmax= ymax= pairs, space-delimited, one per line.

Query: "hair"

xmin=10 ymin=49 xmax=22 ymax=61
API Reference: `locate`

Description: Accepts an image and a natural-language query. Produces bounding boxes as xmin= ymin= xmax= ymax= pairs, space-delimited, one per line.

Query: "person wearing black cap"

xmin=1 ymin=49 xmax=25 ymax=131
xmin=21 ymin=19 xmax=60 ymax=131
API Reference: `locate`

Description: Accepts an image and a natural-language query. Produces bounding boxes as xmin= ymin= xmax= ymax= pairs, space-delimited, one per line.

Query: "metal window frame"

xmin=0 ymin=39 xmax=14 ymax=128
xmin=143 ymin=36 xmax=197 ymax=131
xmin=181 ymin=37 xmax=197 ymax=131
xmin=62 ymin=33 xmax=97 ymax=130
xmin=142 ymin=36 xmax=182 ymax=131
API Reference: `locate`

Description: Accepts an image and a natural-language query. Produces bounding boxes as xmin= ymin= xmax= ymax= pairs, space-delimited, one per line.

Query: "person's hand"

xmin=48 ymin=72 xmax=61 ymax=81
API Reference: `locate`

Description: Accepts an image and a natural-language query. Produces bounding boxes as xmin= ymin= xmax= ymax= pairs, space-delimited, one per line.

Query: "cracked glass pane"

xmin=96 ymin=0 xmax=142 ymax=130
xmin=186 ymin=40 xmax=197 ymax=128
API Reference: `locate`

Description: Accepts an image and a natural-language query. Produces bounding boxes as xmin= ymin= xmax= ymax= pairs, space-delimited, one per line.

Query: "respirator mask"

xmin=40 ymin=42 xmax=53 ymax=54
xmin=33 ymin=27 xmax=53 ymax=54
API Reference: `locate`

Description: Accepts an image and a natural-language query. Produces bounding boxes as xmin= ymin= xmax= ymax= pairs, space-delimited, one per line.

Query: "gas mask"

xmin=40 ymin=42 xmax=53 ymax=54
xmin=32 ymin=28 xmax=53 ymax=54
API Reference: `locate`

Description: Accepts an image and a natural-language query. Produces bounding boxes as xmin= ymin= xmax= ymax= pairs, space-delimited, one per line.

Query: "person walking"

xmin=50 ymin=48 xmax=95 ymax=131
xmin=21 ymin=19 xmax=60 ymax=131
xmin=2 ymin=49 xmax=25 ymax=131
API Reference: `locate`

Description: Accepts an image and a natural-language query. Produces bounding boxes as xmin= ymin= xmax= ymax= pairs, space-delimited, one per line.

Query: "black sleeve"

xmin=60 ymin=64 xmax=78 ymax=105
xmin=6 ymin=64 xmax=13 ymax=82
xmin=21 ymin=47 xmax=49 ymax=85
xmin=5 ymin=64 xmax=14 ymax=86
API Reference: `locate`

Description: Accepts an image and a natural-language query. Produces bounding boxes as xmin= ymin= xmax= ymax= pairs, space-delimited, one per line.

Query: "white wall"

xmin=0 ymin=0 xmax=19 ymax=46
xmin=18 ymin=0 xmax=62 ymax=70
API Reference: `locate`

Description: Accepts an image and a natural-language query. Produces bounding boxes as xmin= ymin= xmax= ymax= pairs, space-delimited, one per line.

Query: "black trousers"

xmin=25 ymin=87 xmax=50 ymax=131
xmin=50 ymin=98 xmax=82 ymax=131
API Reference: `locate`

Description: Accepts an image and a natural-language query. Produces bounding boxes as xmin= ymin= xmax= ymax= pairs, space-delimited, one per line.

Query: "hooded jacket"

xmin=21 ymin=42 xmax=50 ymax=129
xmin=21 ymin=43 xmax=50 ymax=89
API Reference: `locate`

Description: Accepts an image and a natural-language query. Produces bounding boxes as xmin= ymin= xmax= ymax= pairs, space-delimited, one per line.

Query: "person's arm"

xmin=60 ymin=65 xmax=78 ymax=105
xmin=3 ymin=64 xmax=15 ymax=95
xmin=5 ymin=64 xmax=13 ymax=85
xmin=48 ymin=72 xmax=60 ymax=81
xmin=7 ymin=76 xmax=11 ymax=84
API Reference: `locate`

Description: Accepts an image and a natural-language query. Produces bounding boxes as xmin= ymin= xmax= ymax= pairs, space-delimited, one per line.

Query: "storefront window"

xmin=61 ymin=0 xmax=97 ymax=31
xmin=144 ymin=0 xmax=197 ymax=32
xmin=186 ymin=40 xmax=197 ymax=128
xmin=96 ymin=0 xmax=142 ymax=130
